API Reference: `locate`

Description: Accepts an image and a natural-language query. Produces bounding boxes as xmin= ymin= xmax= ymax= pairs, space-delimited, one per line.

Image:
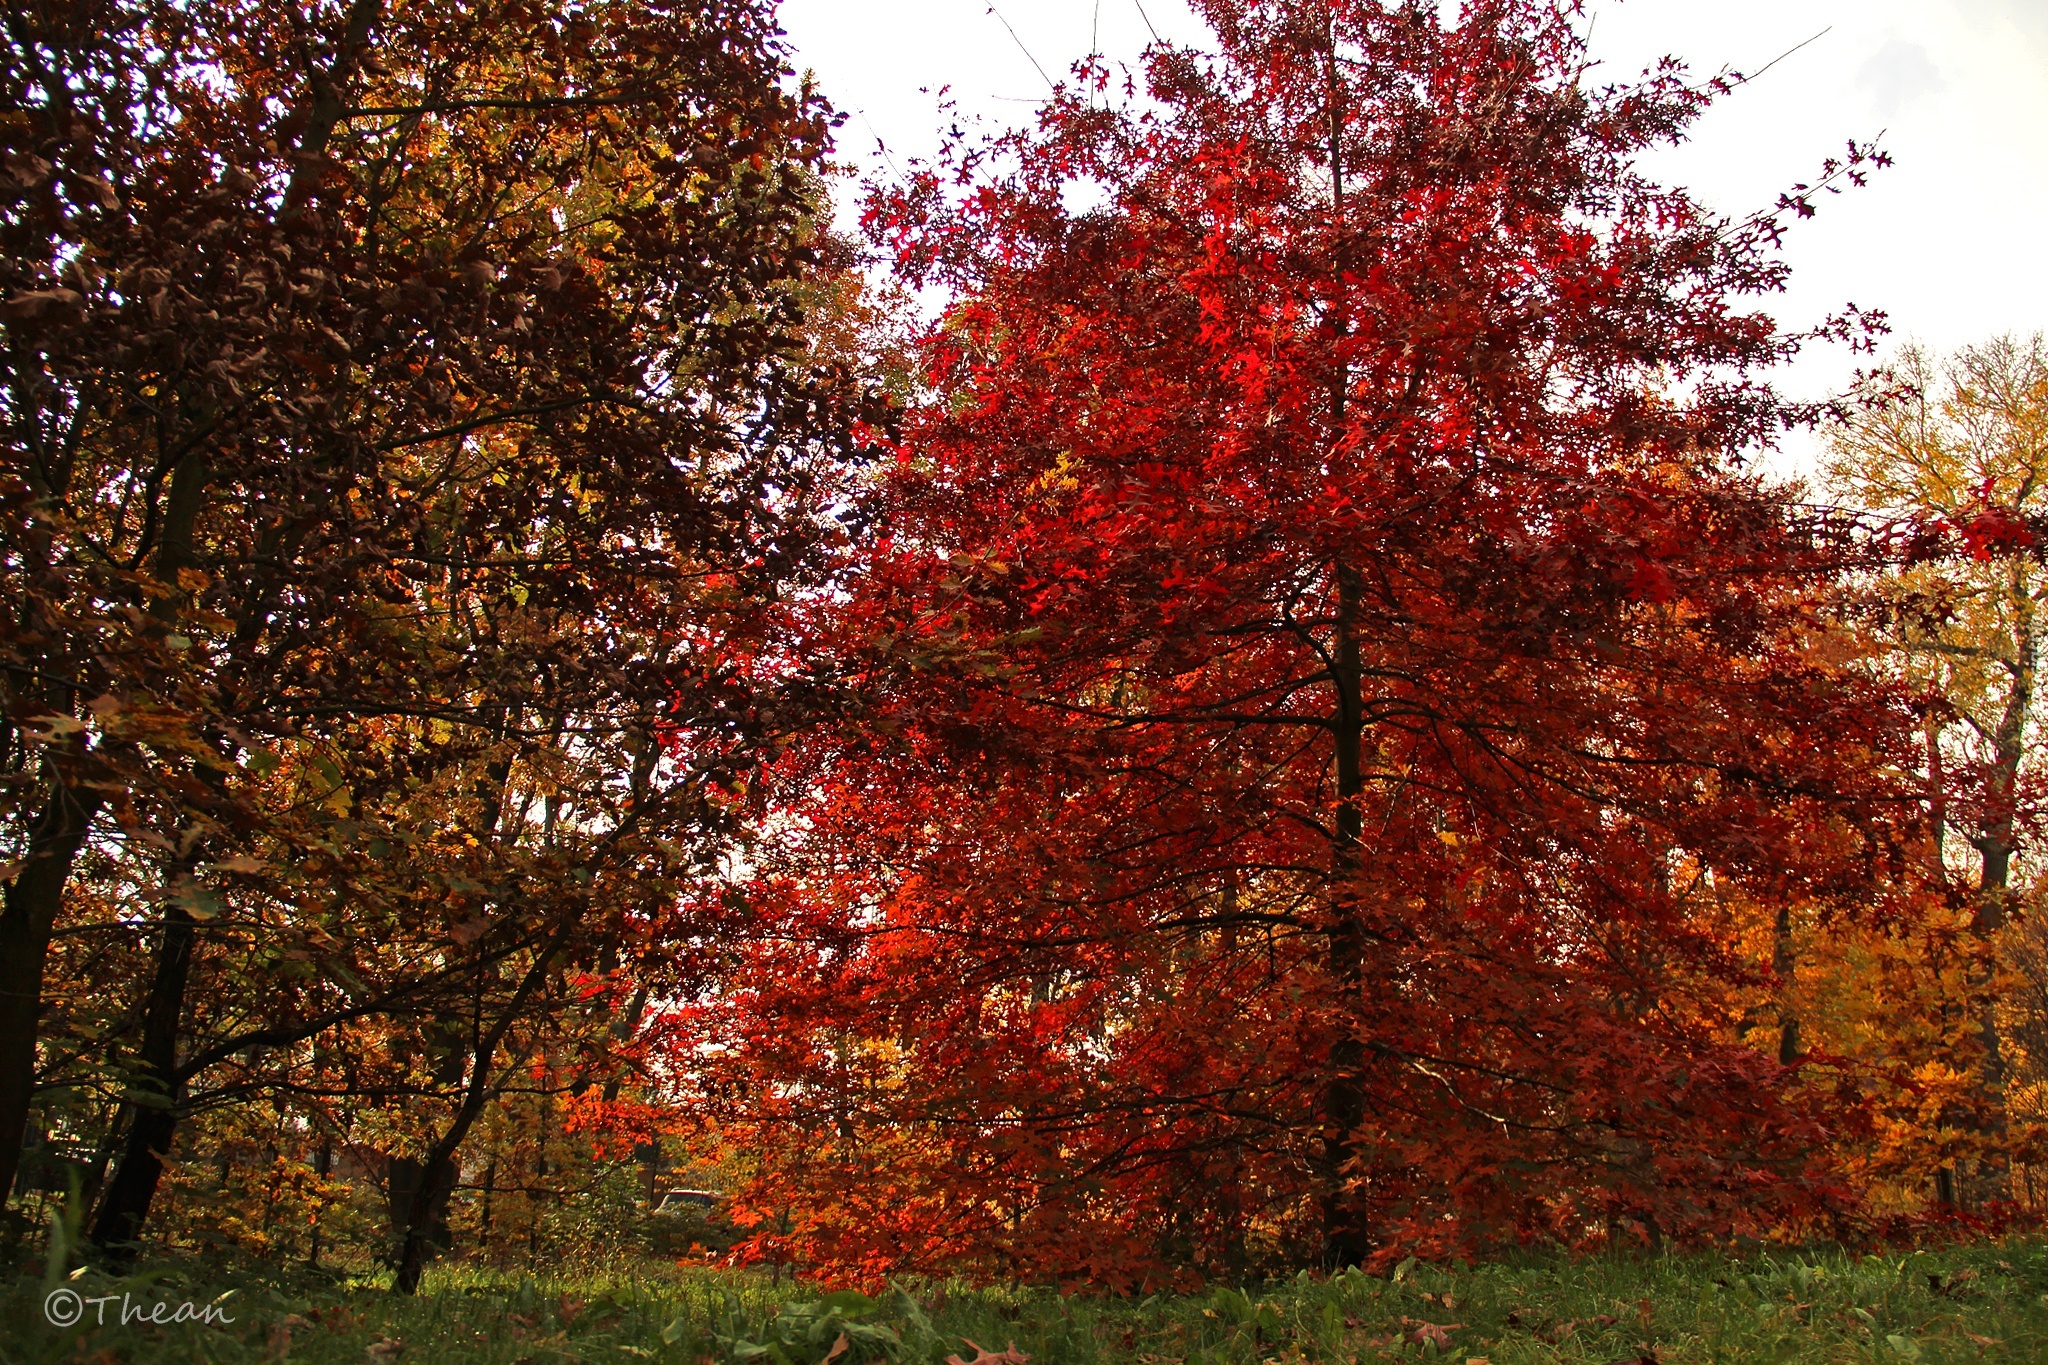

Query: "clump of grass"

xmin=6 ymin=1240 xmax=2048 ymax=1363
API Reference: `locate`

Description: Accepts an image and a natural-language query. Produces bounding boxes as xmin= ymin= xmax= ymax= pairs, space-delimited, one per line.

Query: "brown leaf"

xmin=1 ymin=287 xmax=82 ymax=319
xmin=1407 ymin=1321 xmax=1461 ymax=1349
xmin=945 ymin=1341 xmax=1030 ymax=1365
xmin=822 ymin=1332 xmax=851 ymax=1363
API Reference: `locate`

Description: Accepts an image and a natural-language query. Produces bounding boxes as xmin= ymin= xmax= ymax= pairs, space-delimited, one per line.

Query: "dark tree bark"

xmin=391 ymin=927 xmax=563 ymax=1293
xmin=1321 ymin=561 xmax=1372 ymax=1269
xmin=0 ymin=781 xmax=108 ymax=1205
xmin=87 ymin=903 xmax=197 ymax=1263
xmin=1773 ymin=905 xmax=1801 ymax=1065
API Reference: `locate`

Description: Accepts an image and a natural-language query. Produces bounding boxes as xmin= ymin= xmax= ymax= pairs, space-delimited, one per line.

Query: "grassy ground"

xmin=5 ymin=1240 xmax=2047 ymax=1363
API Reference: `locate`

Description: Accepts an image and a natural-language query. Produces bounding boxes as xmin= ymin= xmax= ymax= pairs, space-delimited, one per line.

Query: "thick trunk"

xmin=55 ymin=411 xmax=210 ymax=1249
xmin=1967 ymin=588 xmax=2030 ymax=1177
xmin=88 ymin=904 xmax=198 ymax=1262
xmin=1969 ymin=827 xmax=2013 ymax=1206
xmin=1320 ymin=561 xmax=1370 ymax=1268
xmin=388 ymin=1021 xmax=474 ymax=1290
xmin=387 ymin=1153 xmax=459 ymax=1286
xmin=1975 ymin=835 xmax=2012 ymax=1091
xmin=1316 ymin=39 xmax=1372 ymax=1267
xmin=0 ymin=781 xmax=108 ymax=1205
xmin=86 ymin=1105 xmax=178 ymax=1264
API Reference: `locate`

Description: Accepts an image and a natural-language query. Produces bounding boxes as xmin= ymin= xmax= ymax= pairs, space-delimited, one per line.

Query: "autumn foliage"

xmin=679 ymin=0 xmax=1964 ymax=1286
xmin=2 ymin=0 xmax=2038 ymax=1296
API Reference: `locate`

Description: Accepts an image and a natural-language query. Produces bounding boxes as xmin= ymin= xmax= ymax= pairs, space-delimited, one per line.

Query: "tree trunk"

xmin=388 ymin=1152 xmax=460 ymax=1288
xmin=388 ymin=1024 xmax=475 ymax=1292
xmin=0 ymin=781 xmax=108 ymax=1206
xmin=88 ymin=904 xmax=199 ymax=1263
xmin=1316 ymin=36 xmax=1373 ymax=1268
xmin=391 ymin=927 xmax=565 ymax=1293
xmin=87 ymin=1105 xmax=179 ymax=1264
xmin=478 ymin=1156 xmax=497 ymax=1250
xmin=64 ymin=402 xmax=214 ymax=1240
xmin=1966 ymin=586 xmax=2031 ymax=1199
xmin=309 ymin=1137 xmax=333 ymax=1266
xmin=1772 ymin=905 xmax=1801 ymax=1064
xmin=1320 ymin=560 xmax=1371 ymax=1268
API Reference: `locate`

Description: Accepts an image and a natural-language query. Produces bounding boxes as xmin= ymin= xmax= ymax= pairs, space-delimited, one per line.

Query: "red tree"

xmin=690 ymin=0 xmax=1933 ymax=1283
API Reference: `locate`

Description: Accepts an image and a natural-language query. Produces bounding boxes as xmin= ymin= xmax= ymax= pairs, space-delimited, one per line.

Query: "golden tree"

xmin=1828 ymin=334 xmax=2048 ymax=1203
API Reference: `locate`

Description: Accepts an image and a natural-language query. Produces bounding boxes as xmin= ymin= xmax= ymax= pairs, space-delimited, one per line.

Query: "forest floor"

xmin=4 ymin=1237 xmax=2046 ymax=1364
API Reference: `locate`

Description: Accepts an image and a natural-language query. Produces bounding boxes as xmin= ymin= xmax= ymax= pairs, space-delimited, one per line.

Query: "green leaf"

xmin=170 ymin=881 xmax=225 ymax=920
xmin=1886 ymin=1333 xmax=1922 ymax=1360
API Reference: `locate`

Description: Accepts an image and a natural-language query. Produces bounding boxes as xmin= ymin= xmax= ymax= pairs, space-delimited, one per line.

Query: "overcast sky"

xmin=778 ymin=0 xmax=2048 ymax=475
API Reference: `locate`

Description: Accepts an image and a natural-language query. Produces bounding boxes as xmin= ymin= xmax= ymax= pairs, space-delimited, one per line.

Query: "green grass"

xmin=6 ymin=1240 xmax=2048 ymax=1363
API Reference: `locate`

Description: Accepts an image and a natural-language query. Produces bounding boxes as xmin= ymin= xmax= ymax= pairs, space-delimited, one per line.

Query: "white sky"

xmin=780 ymin=0 xmax=2048 ymax=477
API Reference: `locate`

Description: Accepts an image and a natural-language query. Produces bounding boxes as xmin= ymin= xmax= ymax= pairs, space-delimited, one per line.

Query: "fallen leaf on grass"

xmin=1540 ymin=1314 xmax=1619 ymax=1342
xmin=1401 ymin=1319 xmax=1461 ymax=1349
xmin=946 ymin=1340 xmax=1031 ymax=1365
